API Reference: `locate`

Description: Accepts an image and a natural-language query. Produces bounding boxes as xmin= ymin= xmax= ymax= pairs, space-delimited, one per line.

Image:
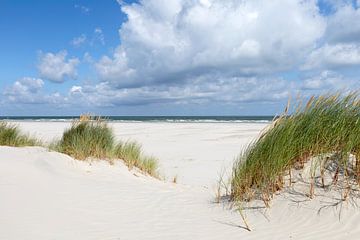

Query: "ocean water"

xmin=0 ymin=116 xmax=274 ymax=123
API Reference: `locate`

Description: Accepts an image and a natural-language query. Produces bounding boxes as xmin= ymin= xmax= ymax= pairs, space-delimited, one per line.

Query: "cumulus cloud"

xmin=8 ymin=0 xmax=360 ymax=113
xmin=65 ymin=75 xmax=293 ymax=108
xmin=96 ymin=0 xmax=325 ymax=88
xmin=300 ymin=70 xmax=358 ymax=99
xmin=302 ymin=71 xmax=343 ymax=90
xmin=2 ymin=77 xmax=70 ymax=107
xmin=305 ymin=3 xmax=360 ymax=69
xmin=325 ymin=5 xmax=360 ymax=44
xmin=70 ymin=85 xmax=83 ymax=95
xmin=38 ymin=51 xmax=80 ymax=83
xmin=3 ymin=77 xmax=47 ymax=104
xmin=12 ymin=77 xmax=44 ymax=93
xmin=303 ymin=43 xmax=360 ymax=69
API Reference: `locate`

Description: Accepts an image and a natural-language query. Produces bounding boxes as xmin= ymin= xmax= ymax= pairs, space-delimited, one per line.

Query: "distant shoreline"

xmin=0 ymin=115 xmax=274 ymax=123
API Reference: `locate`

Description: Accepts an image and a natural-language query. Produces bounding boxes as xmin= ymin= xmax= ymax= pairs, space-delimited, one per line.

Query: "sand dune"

xmin=11 ymin=121 xmax=267 ymax=187
xmin=0 ymin=122 xmax=359 ymax=239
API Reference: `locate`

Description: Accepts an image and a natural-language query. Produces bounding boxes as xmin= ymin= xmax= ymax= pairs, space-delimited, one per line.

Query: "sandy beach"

xmin=3 ymin=0 xmax=360 ymax=238
xmin=0 ymin=121 xmax=359 ymax=239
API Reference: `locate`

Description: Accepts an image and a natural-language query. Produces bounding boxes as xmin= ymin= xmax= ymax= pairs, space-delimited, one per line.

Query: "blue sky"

xmin=1 ymin=0 xmax=360 ymax=116
xmin=0 ymin=0 xmax=124 ymax=94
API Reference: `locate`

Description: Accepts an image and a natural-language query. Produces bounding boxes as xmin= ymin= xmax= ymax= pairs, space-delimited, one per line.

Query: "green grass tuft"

xmin=231 ymin=92 xmax=360 ymax=203
xmin=53 ymin=118 xmax=159 ymax=177
xmin=55 ymin=120 xmax=115 ymax=160
xmin=114 ymin=141 xmax=159 ymax=177
xmin=0 ymin=122 xmax=40 ymax=147
xmin=0 ymin=118 xmax=158 ymax=178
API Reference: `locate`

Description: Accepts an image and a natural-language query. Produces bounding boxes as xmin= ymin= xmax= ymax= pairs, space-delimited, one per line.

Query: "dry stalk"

xmin=236 ymin=203 xmax=251 ymax=232
xmin=333 ymin=166 xmax=340 ymax=185
xmin=172 ymin=175 xmax=177 ymax=184
xmin=343 ymin=169 xmax=351 ymax=201
xmin=262 ymin=192 xmax=271 ymax=208
xmin=309 ymin=177 xmax=315 ymax=199
xmin=288 ymin=167 xmax=292 ymax=186
xmin=320 ymin=163 xmax=325 ymax=188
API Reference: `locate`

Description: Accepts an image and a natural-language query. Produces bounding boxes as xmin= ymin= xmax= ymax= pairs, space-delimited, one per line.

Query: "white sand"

xmin=0 ymin=122 xmax=359 ymax=239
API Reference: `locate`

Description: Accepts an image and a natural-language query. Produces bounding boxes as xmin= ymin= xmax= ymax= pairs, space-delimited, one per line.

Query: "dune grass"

xmin=54 ymin=118 xmax=158 ymax=177
xmin=114 ymin=141 xmax=159 ymax=177
xmin=231 ymin=93 xmax=360 ymax=204
xmin=0 ymin=122 xmax=40 ymax=147
xmin=0 ymin=117 xmax=158 ymax=177
xmin=55 ymin=120 xmax=115 ymax=160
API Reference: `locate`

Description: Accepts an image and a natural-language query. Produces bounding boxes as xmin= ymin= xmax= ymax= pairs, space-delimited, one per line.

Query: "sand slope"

xmin=0 ymin=147 xmax=245 ymax=239
xmin=12 ymin=122 xmax=268 ymax=187
xmin=1 ymin=147 xmax=359 ymax=239
xmin=0 ymin=122 xmax=359 ymax=239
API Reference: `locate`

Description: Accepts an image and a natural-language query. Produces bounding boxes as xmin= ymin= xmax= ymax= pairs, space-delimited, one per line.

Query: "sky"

xmin=0 ymin=0 xmax=360 ymax=116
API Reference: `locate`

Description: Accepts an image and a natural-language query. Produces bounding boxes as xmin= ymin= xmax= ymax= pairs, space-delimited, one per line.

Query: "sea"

xmin=0 ymin=116 xmax=274 ymax=123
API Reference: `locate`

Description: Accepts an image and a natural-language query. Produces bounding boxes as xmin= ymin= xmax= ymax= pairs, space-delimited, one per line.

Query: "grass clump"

xmin=55 ymin=120 xmax=115 ymax=160
xmin=54 ymin=117 xmax=158 ymax=177
xmin=114 ymin=141 xmax=159 ymax=177
xmin=0 ymin=122 xmax=40 ymax=147
xmin=231 ymin=92 xmax=360 ymax=204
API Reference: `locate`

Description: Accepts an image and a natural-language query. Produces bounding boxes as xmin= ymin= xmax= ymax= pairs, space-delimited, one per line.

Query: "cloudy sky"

xmin=1 ymin=0 xmax=360 ymax=116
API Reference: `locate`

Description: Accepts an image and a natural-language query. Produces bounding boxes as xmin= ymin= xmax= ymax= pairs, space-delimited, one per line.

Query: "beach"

xmin=0 ymin=121 xmax=359 ymax=239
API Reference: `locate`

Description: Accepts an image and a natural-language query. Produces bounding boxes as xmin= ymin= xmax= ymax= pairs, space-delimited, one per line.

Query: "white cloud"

xmin=2 ymin=77 xmax=70 ymax=106
xmin=66 ymin=75 xmax=293 ymax=108
xmin=326 ymin=5 xmax=360 ymax=44
xmin=303 ymin=43 xmax=360 ymax=69
xmin=302 ymin=71 xmax=342 ymax=89
xmin=3 ymin=77 xmax=45 ymax=104
xmin=70 ymin=85 xmax=83 ymax=95
xmin=8 ymin=0 xmax=360 ymax=113
xmin=38 ymin=51 xmax=80 ymax=83
xmin=14 ymin=77 xmax=44 ymax=93
xmin=304 ymin=3 xmax=360 ymax=70
xmin=96 ymin=0 xmax=325 ymax=88
xmin=71 ymin=34 xmax=87 ymax=47
xmin=301 ymin=70 xmax=358 ymax=95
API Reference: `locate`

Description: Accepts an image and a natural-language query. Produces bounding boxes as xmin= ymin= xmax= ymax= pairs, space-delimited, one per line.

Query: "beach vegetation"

xmin=55 ymin=119 xmax=115 ymax=160
xmin=53 ymin=117 xmax=158 ymax=177
xmin=114 ymin=141 xmax=159 ymax=177
xmin=231 ymin=92 xmax=360 ymax=205
xmin=0 ymin=122 xmax=40 ymax=147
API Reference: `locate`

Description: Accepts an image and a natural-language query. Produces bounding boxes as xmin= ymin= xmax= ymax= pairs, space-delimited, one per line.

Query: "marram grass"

xmin=114 ymin=141 xmax=159 ymax=177
xmin=0 ymin=118 xmax=158 ymax=177
xmin=231 ymin=93 xmax=360 ymax=203
xmin=0 ymin=122 xmax=40 ymax=147
xmin=55 ymin=120 xmax=115 ymax=160
xmin=53 ymin=118 xmax=158 ymax=177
